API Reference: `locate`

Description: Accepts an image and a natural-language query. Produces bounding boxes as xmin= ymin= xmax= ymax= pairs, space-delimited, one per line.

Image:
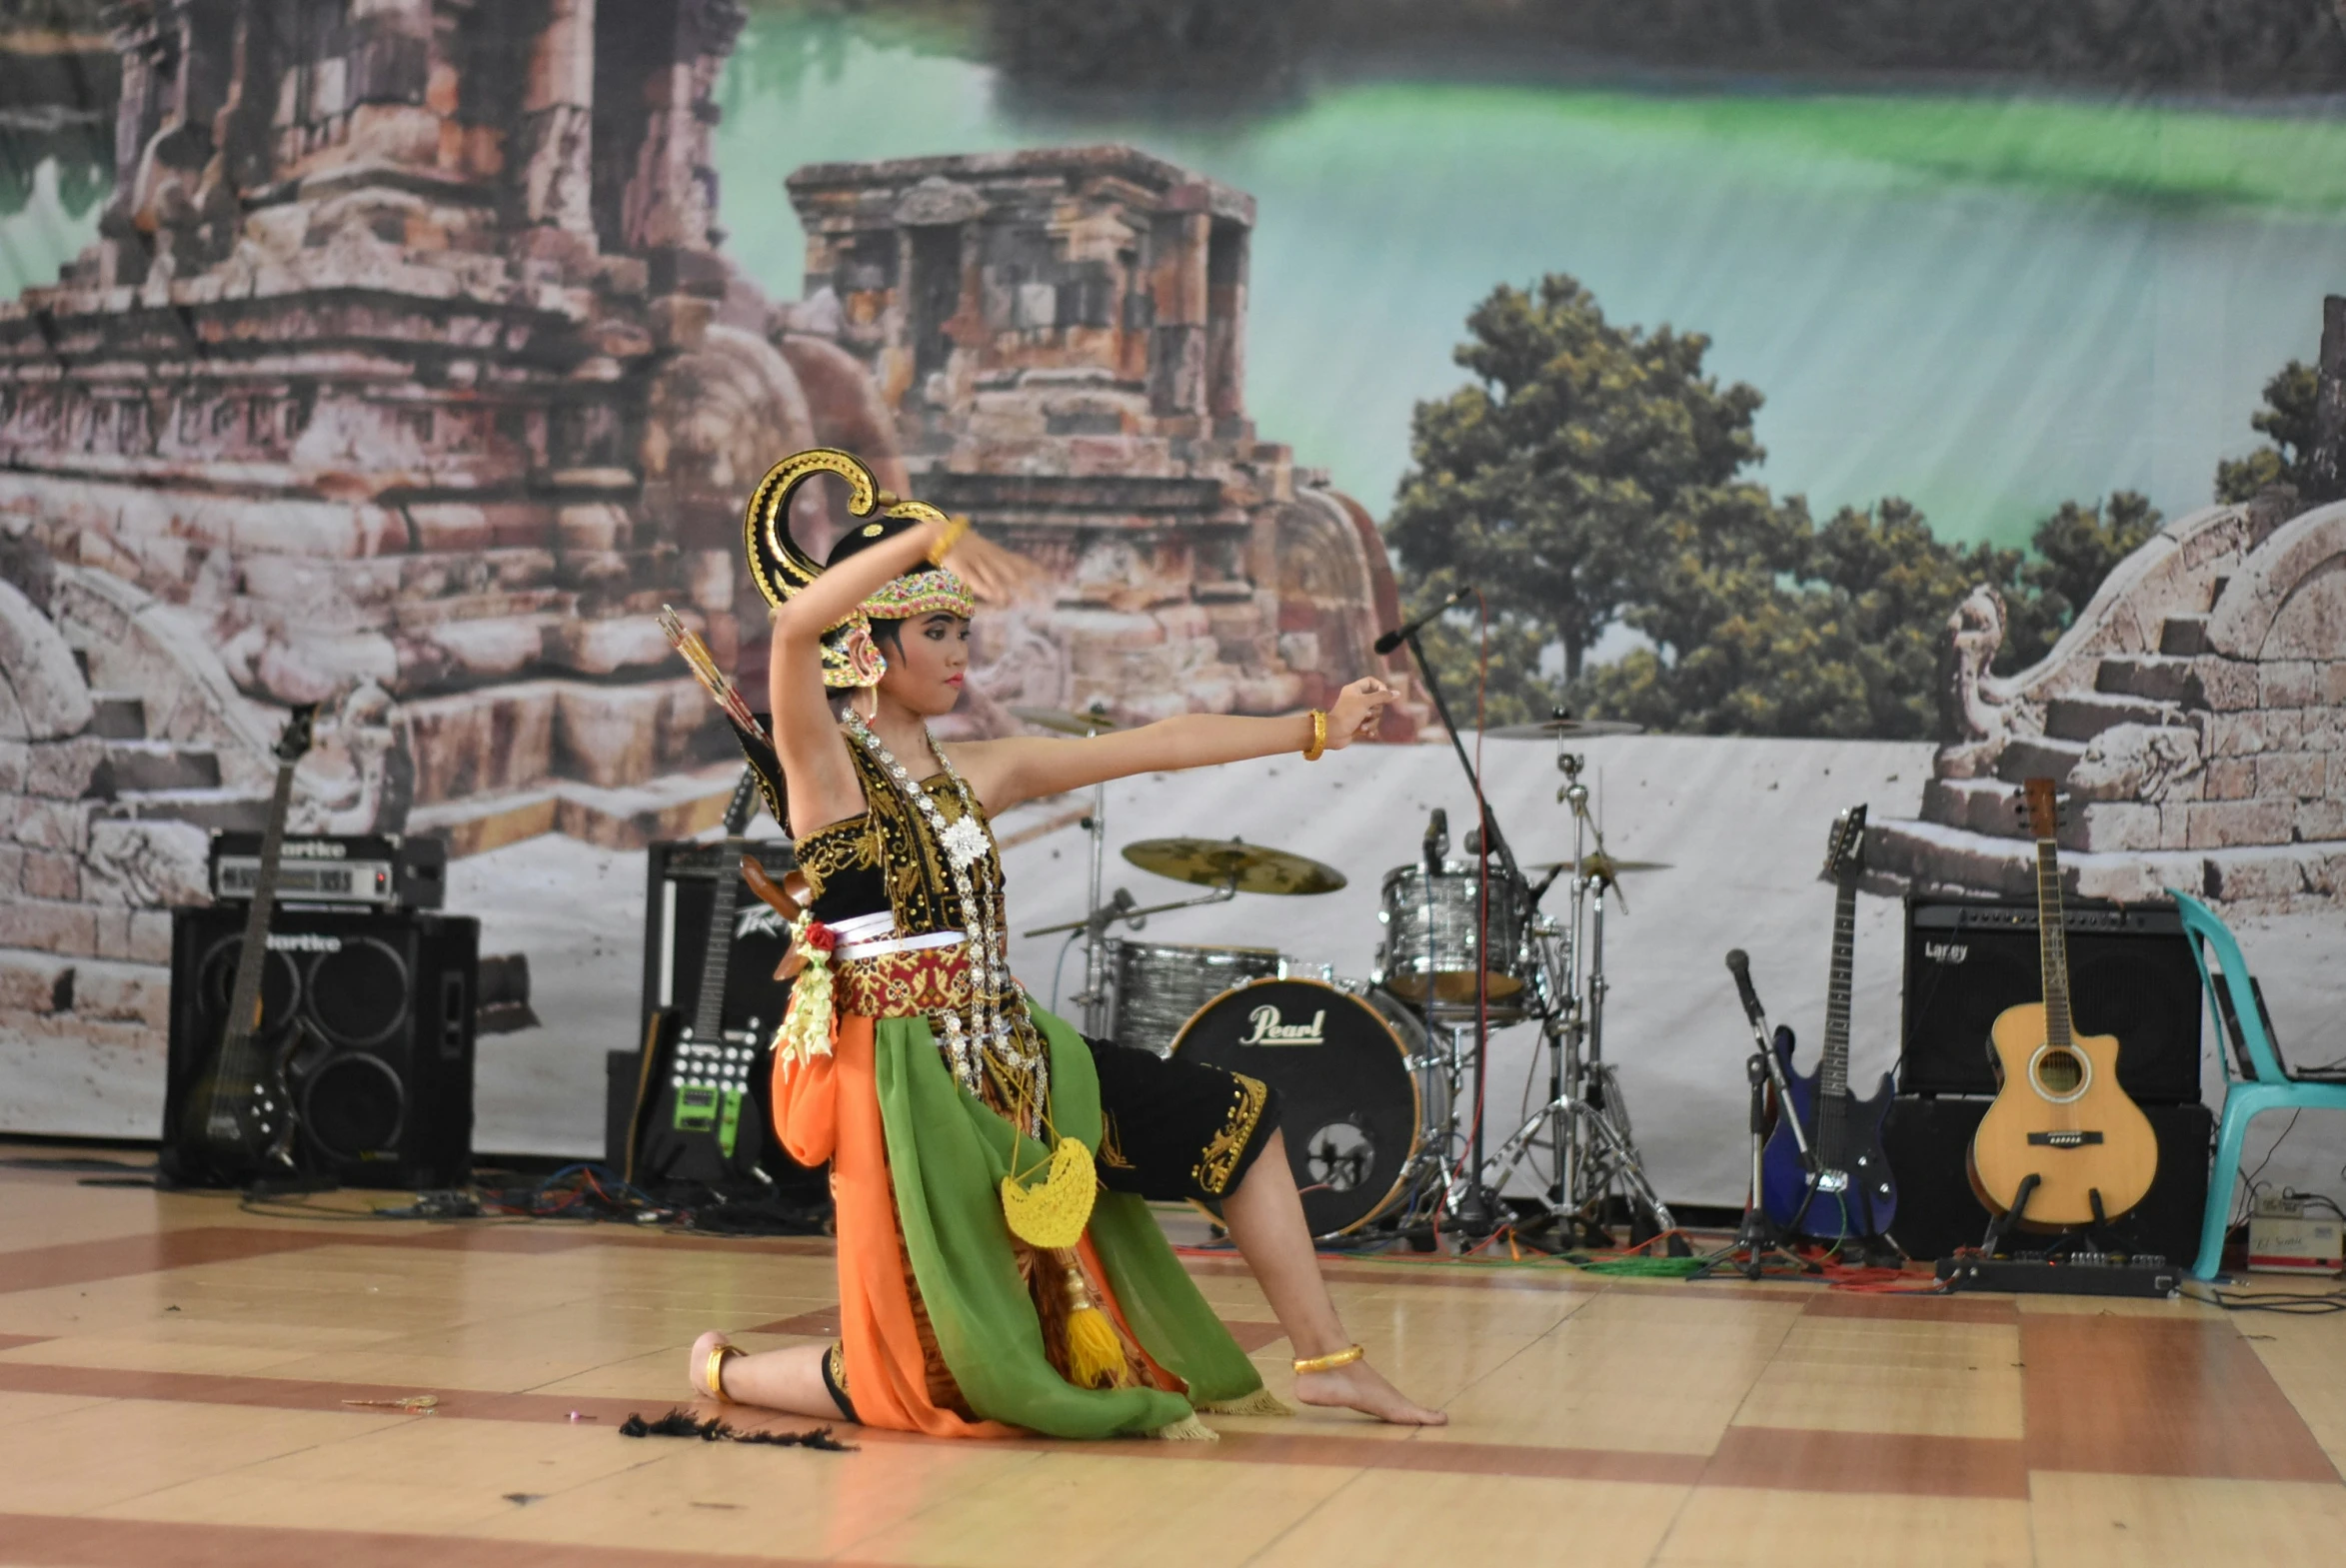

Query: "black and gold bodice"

xmin=789 ymin=722 xmax=1048 ymax=1127
xmin=793 ymin=743 xmax=999 ymax=930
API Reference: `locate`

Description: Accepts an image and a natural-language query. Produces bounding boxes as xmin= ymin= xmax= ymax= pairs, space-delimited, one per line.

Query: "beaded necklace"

xmin=843 ymin=710 xmax=1049 ymax=1131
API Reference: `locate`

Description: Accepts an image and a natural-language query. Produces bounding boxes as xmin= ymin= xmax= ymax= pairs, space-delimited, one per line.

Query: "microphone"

xmin=1423 ymin=807 xmax=1448 ymax=874
xmin=1373 ymin=585 xmax=1474 ymax=656
xmin=1724 ymin=948 xmax=1766 ymax=1030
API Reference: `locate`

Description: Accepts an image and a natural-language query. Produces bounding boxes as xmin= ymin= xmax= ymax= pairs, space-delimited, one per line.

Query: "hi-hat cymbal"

xmin=1123 ymin=837 xmax=1346 ymax=895
xmin=1529 ymin=853 xmax=1673 ymax=878
xmin=1483 ymin=718 xmax=1644 ymax=741
xmin=1008 ymin=704 xmax=1121 ymax=737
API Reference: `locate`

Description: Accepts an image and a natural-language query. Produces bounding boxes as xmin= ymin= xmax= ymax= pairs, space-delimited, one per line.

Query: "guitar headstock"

xmin=275 ymin=704 xmax=318 ymax=765
xmin=1821 ymin=802 xmax=1868 ymax=880
xmin=722 ymin=766 xmax=762 ymax=837
xmin=2020 ymin=777 xmax=2061 ymax=840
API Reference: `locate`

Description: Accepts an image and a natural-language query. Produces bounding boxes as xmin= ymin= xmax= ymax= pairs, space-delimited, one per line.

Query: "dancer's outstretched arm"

xmin=953 ymin=677 xmax=1395 ymax=815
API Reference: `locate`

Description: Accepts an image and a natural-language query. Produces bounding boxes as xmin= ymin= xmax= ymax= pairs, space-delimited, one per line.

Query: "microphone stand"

xmin=1392 ymin=624 xmax=1525 ymax=1237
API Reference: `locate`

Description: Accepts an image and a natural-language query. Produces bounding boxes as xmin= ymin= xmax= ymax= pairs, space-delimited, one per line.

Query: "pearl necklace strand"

xmin=844 ymin=712 xmax=1048 ymax=1129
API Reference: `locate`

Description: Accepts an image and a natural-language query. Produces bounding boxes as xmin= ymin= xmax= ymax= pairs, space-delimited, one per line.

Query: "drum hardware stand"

xmin=1472 ymin=743 xmax=1677 ymax=1249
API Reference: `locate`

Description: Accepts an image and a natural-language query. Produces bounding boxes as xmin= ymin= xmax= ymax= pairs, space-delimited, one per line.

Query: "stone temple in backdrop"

xmin=1870 ymin=492 xmax=2346 ymax=912
xmin=0 ymin=1 xmax=1406 ymax=1066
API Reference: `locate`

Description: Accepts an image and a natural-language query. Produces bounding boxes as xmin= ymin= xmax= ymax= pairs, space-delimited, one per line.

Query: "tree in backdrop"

xmin=1383 ymin=274 xmax=1769 ymax=726
xmin=2214 ymin=360 xmax=2320 ymax=503
xmin=1384 ymin=278 xmax=2172 ymax=737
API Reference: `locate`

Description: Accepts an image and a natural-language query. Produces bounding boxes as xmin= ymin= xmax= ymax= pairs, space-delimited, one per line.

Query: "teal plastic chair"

xmin=2170 ymin=889 xmax=2346 ymax=1280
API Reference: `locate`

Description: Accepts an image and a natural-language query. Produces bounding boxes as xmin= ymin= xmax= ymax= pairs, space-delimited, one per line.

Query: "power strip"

xmin=1935 ymin=1250 xmax=2180 ymax=1298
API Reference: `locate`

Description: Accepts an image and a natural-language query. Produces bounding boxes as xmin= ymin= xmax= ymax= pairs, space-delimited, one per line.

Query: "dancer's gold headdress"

xmin=744 ymin=449 xmax=975 ymax=691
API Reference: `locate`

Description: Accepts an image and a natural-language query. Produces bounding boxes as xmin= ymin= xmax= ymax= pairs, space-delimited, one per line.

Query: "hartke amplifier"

xmin=604 ymin=838 xmax=820 ymax=1196
xmin=1900 ymin=897 xmax=2206 ymax=1103
xmin=1881 ymin=1095 xmax=2214 ymax=1263
xmin=163 ymin=905 xmax=477 ymax=1189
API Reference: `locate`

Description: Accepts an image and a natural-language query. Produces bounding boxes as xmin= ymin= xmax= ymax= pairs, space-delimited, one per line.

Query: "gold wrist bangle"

xmin=1302 ymin=709 xmax=1327 ymax=763
xmin=928 ymin=515 xmax=971 ymax=565
xmin=1292 ymin=1343 xmax=1364 ymax=1375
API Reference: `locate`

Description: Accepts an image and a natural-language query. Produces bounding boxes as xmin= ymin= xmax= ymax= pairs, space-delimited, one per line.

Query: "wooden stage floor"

xmin=3 ymin=1152 xmax=2345 ymax=1567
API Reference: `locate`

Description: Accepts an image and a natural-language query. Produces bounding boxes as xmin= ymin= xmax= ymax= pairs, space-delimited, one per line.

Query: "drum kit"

xmin=1011 ymin=702 xmax=1680 ymax=1247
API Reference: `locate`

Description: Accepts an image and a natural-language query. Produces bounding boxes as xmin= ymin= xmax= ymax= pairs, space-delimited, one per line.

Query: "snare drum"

xmin=1104 ymin=939 xmax=1286 ymax=1056
xmin=1374 ymin=861 xmax=1531 ymax=1015
xmin=1171 ymin=977 xmax=1443 ymax=1237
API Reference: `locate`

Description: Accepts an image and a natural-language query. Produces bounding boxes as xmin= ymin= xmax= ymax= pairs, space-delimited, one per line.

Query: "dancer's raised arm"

xmin=767 ymin=515 xmax=953 ymax=833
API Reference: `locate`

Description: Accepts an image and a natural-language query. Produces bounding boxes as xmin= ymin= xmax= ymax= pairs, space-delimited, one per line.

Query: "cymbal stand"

xmin=1476 ymin=748 xmax=1675 ymax=1246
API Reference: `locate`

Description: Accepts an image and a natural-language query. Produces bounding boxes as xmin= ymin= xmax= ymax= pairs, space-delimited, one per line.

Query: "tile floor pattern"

xmin=1 ymin=1154 xmax=2343 ymax=1566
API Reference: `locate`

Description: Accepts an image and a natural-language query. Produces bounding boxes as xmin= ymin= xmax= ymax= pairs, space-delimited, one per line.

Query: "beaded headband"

xmin=741 ymin=449 xmax=975 ymax=691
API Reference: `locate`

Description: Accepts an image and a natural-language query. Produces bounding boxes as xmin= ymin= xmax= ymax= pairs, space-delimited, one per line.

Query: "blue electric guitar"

xmin=1759 ymin=804 xmax=1898 ymax=1240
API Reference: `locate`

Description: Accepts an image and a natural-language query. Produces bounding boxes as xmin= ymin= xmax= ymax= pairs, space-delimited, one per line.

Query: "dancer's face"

xmin=879 ymin=614 xmax=971 ymax=717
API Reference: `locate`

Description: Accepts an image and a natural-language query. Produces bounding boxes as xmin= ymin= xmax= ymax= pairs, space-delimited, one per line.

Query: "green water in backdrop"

xmin=11 ymin=6 xmax=2346 ymax=551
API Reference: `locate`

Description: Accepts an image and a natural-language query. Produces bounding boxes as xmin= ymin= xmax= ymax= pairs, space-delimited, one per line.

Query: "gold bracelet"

xmin=705 ymin=1342 xmax=743 ymax=1402
xmin=1302 ymin=709 xmax=1327 ymax=763
xmin=1292 ymin=1342 xmax=1364 ymax=1375
xmin=928 ymin=515 xmax=971 ymax=565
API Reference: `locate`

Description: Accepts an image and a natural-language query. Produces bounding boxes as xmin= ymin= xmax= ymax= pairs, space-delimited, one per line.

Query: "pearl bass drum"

xmin=1170 ymin=976 xmax=1442 ymax=1237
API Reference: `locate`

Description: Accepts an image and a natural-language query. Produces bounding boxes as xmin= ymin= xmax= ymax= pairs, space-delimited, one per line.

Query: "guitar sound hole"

xmin=2034 ymin=1048 xmax=2084 ymax=1095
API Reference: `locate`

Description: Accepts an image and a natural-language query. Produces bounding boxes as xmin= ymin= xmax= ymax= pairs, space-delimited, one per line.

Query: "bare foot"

xmin=1294 ymin=1357 xmax=1447 ymax=1426
xmin=687 ymin=1330 xmax=733 ymax=1400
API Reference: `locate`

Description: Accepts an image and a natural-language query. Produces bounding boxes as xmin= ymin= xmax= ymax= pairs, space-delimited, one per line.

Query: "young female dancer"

xmin=688 ymin=453 xmax=1444 ymax=1436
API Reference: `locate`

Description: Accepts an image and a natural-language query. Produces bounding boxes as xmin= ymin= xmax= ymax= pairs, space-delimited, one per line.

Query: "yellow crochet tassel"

xmin=1000 ymin=1136 xmax=1096 ymax=1250
xmin=1061 ymin=1263 xmax=1128 ymax=1390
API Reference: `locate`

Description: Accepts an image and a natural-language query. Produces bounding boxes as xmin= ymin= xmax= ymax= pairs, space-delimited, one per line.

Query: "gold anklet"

xmin=1292 ymin=1343 xmax=1363 ymax=1375
xmin=705 ymin=1342 xmax=743 ymax=1402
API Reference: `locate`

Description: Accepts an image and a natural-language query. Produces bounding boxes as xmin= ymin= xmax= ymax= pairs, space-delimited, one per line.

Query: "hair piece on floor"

xmin=619 ymin=1407 xmax=857 ymax=1450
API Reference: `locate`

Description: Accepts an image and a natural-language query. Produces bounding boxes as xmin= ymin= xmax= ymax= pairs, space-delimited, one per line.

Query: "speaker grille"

xmin=194 ymin=938 xmax=301 ymax=1035
xmin=302 ymin=1053 xmax=406 ymax=1159
xmin=308 ymin=936 xmax=410 ymax=1048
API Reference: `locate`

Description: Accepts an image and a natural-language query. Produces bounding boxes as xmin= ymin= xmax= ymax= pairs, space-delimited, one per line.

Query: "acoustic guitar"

xmin=1760 ymin=803 xmax=1897 ymax=1239
xmin=1966 ymin=778 xmax=2159 ymax=1228
xmin=170 ymin=704 xmax=318 ymax=1185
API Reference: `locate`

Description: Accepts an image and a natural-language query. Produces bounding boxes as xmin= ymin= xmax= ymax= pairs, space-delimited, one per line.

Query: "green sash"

xmin=870 ymin=1000 xmax=1266 ymax=1437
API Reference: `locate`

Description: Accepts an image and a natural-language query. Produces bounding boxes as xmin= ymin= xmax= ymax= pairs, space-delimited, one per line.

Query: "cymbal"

xmin=1530 ymin=854 xmax=1674 ymax=878
xmin=1482 ymin=718 xmax=1644 ymax=740
xmin=1123 ymin=836 xmax=1346 ymax=896
xmin=1008 ymin=704 xmax=1121 ymax=737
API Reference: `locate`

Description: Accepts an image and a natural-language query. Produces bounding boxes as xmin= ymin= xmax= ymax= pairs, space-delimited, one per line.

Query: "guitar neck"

xmin=1819 ymin=877 xmax=1857 ymax=1100
xmin=689 ymin=839 xmax=743 ymax=1040
xmin=220 ymin=756 xmax=303 ymax=1044
xmin=2034 ymin=836 xmax=2073 ymax=1045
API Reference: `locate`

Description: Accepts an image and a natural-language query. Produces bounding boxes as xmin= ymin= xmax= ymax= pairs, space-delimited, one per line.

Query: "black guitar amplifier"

xmin=1881 ymin=1095 xmax=2214 ymax=1263
xmin=1900 ymin=896 xmax=2205 ymax=1103
xmin=164 ymin=905 xmax=477 ymax=1189
xmin=604 ymin=837 xmax=820 ymax=1198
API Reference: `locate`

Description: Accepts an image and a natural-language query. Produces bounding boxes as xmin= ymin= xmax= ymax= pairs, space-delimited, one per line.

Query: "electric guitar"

xmin=1759 ymin=803 xmax=1897 ymax=1239
xmin=171 ymin=704 xmax=318 ymax=1184
xmin=1968 ymin=778 xmax=2159 ymax=1228
xmin=628 ymin=768 xmax=769 ymax=1185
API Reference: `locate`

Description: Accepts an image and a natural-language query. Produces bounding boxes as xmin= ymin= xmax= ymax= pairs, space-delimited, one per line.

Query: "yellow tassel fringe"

xmin=1198 ymin=1388 xmax=1295 ymax=1418
xmin=1146 ymin=1412 xmax=1218 ymax=1441
xmin=1064 ymin=1298 xmax=1127 ymax=1389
